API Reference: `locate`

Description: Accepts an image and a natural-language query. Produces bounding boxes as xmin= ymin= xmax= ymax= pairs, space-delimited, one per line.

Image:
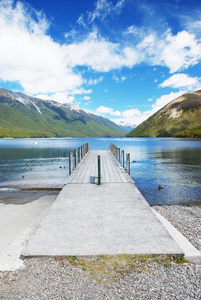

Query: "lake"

xmin=0 ymin=137 xmax=201 ymax=205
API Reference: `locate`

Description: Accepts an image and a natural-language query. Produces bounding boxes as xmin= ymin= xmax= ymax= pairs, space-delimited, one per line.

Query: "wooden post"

xmin=113 ymin=144 xmax=115 ymax=156
xmin=78 ymin=147 xmax=81 ymax=162
xmin=115 ymin=147 xmax=118 ymax=159
xmin=121 ymin=150 xmax=124 ymax=168
xmin=111 ymin=143 xmax=115 ymax=156
xmin=74 ymin=149 xmax=78 ymax=168
xmin=118 ymin=148 xmax=120 ymax=163
xmin=126 ymin=153 xmax=130 ymax=175
xmin=81 ymin=146 xmax=83 ymax=159
xmin=98 ymin=155 xmax=101 ymax=185
xmin=69 ymin=152 xmax=73 ymax=175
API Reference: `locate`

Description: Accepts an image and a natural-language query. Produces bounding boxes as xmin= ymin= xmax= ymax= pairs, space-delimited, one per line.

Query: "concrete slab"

xmin=22 ymin=183 xmax=183 ymax=257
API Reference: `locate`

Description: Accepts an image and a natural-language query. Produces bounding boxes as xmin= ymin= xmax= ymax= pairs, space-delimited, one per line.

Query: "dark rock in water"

xmin=158 ymin=185 xmax=164 ymax=190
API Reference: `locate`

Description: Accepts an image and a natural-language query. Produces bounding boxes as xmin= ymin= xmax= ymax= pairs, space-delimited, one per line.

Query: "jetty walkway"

xmin=22 ymin=146 xmax=183 ymax=257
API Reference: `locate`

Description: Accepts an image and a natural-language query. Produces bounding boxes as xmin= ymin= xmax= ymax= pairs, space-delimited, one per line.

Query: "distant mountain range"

xmin=118 ymin=123 xmax=136 ymax=133
xmin=0 ymin=88 xmax=126 ymax=138
xmin=127 ymin=90 xmax=201 ymax=138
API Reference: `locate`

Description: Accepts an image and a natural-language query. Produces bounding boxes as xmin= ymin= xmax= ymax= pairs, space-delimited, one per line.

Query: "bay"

xmin=0 ymin=137 xmax=201 ymax=205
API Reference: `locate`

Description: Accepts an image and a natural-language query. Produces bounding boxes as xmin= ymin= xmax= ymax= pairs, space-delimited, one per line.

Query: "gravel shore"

xmin=153 ymin=205 xmax=201 ymax=252
xmin=0 ymin=205 xmax=200 ymax=300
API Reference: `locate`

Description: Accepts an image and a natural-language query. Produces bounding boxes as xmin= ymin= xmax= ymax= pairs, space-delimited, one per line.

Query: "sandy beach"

xmin=0 ymin=191 xmax=59 ymax=271
xmin=0 ymin=192 xmax=200 ymax=299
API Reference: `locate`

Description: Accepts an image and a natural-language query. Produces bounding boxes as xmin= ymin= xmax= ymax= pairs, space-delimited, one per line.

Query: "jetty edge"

xmin=21 ymin=143 xmax=185 ymax=257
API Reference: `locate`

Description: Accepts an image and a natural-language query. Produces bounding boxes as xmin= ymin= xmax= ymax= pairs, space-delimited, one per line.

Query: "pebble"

xmin=153 ymin=205 xmax=201 ymax=251
xmin=0 ymin=205 xmax=200 ymax=299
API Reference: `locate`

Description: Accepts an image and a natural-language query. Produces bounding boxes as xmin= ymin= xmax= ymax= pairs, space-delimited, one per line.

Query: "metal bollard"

xmin=98 ymin=155 xmax=101 ymax=185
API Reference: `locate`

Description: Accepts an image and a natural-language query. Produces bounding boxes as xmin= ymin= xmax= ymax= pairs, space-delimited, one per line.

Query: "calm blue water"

xmin=0 ymin=137 xmax=201 ymax=205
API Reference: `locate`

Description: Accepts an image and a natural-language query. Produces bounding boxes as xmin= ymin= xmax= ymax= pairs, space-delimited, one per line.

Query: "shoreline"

xmin=0 ymin=189 xmax=60 ymax=205
xmin=1 ymin=188 xmax=201 ymax=206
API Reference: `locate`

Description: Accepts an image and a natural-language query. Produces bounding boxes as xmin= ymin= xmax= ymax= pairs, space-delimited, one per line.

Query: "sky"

xmin=0 ymin=0 xmax=201 ymax=127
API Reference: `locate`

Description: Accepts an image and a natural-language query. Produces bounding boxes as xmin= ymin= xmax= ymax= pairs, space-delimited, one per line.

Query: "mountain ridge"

xmin=0 ymin=88 xmax=125 ymax=138
xmin=126 ymin=90 xmax=201 ymax=137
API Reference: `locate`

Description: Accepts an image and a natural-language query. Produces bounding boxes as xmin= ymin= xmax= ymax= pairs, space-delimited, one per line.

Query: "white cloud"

xmin=96 ymin=106 xmax=150 ymax=126
xmin=111 ymin=91 xmax=187 ymax=127
xmin=84 ymin=96 xmax=90 ymax=100
xmin=113 ymin=75 xmax=126 ymax=82
xmin=88 ymin=0 xmax=126 ymax=23
xmin=122 ymin=109 xmax=141 ymax=118
xmin=36 ymin=93 xmax=75 ymax=103
xmin=137 ymin=30 xmax=201 ymax=73
xmin=0 ymin=0 xmax=83 ymax=96
xmin=88 ymin=77 xmax=103 ymax=85
xmin=76 ymin=14 xmax=87 ymax=28
xmin=1 ymin=0 xmax=201 ymax=108
xmin=64 ymin=29 xmax=77 ymax=40
xmin=64 ymin=32 xmax=139 ymax=72
xmin=151 ymin=91 xmax=185 ymax=113
xmin=112 ymin=113 xmax=150 ymax=127
xmin=70 ymin=88 xmax=92 ymax=95
xmin=96 ymin=105 xmax=121 ymax=116
xmin=84 ymin=101 xmax=91 ymax=105
xmin=161 ymin=31 xmax=201 ymax=73
xmin=112 ymin=107 xmax=148 ymax=127
xmin=159 ymin=73 xmax=200 ymax=89
xmin=181 ymin=14 xmax=201 ymax=39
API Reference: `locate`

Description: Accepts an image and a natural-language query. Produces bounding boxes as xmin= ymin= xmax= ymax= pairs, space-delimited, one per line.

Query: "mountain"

xmin=114 ymin=121 xmax=136 ymax=133
xmin=118 ymin=125 xmax=136 ymax=133
xmin=118 ymin=125 xmax=135 ymax=133
xmin=0 ymin=88 xmax=126 ymax=138
xmin=126 ymin=90 xmax=201 ymax=137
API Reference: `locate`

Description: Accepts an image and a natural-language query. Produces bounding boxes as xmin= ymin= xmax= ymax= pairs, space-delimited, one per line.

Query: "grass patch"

xmin=171 ymin=255 xmax=189 ymax=264
xmin=55 ymin=254 xmax=189 ymax=282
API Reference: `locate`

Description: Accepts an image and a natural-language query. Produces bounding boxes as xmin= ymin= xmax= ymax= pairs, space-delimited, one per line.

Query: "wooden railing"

xmin=110 ymin=143 xmax=130 ymax=175
xmin=69 ymin=143 xmax=89 ymax=175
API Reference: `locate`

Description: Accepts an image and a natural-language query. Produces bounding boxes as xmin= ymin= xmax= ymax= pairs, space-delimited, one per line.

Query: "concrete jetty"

xmin=22 ymin=149 xmax=184 ymax=257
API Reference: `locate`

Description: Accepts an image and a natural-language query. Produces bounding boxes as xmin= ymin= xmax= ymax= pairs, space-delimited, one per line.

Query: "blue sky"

xmin=0 ymin=0 xmax=201 ymax=127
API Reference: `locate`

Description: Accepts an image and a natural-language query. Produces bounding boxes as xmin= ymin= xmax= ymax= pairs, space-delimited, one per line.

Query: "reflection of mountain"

xmin=0 ymin=88 xmax=126 ymax=138
xmin=127 ymin=90 xmax=201 ymax=137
